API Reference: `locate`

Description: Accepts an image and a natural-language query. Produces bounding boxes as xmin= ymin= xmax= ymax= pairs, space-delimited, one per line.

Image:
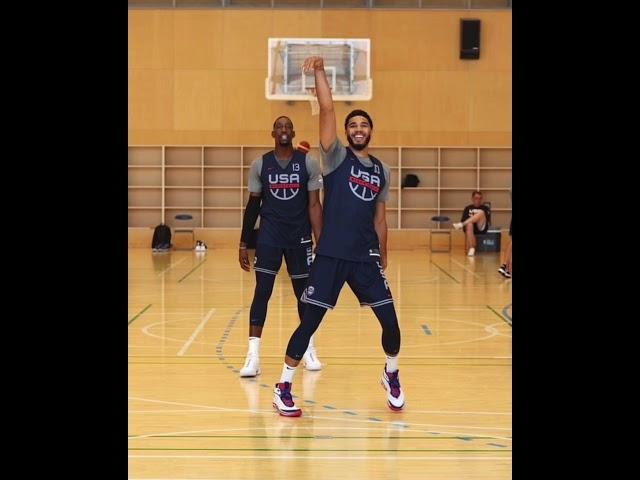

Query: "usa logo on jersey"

xmin=268 ymin=173 xmax=300 ymax=200
xmin=349 ymin=165 xmax=380 ymax=201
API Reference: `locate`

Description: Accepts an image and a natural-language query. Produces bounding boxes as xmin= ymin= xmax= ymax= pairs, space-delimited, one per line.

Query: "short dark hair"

xmin=344 ymin=110 xmax=373 ymax=129
xmin=472 ymin=191 xmax=483 ymax=197
xmin=273 ymin=116 xmax=293 ymax=129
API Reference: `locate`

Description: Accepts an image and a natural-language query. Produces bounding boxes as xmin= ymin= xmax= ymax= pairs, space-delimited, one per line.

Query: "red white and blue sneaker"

xmin=381 ymin=367 xmax=405 ymax=411
xmin=273 ymin=382 xmax=302 ymax=417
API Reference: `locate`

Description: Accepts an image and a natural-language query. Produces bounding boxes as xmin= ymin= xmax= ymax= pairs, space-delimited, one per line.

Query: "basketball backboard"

xmin=266 ymin=38 xmax=372 ymax=102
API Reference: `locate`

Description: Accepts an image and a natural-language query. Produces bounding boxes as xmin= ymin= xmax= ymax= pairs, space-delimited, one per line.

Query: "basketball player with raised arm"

xmin=272 ymin=58 xmax=404 ymax=416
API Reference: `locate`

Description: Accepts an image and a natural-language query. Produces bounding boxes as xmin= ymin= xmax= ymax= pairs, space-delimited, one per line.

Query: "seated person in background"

xmin=453 ymin=191 xmax=490 ymax=257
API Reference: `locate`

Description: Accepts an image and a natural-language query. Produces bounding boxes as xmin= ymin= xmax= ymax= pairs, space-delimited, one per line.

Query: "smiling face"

xmin=345 ymin=116 xmax=372 ymax=151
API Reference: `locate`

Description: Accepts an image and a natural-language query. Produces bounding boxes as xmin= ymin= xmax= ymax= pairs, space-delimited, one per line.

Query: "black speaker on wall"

xmin=460 ymin=19 xmax=481 ymax=60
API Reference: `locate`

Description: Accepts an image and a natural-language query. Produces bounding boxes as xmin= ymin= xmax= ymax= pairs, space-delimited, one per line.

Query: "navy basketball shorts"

xmin=300 ymin=254 xmax=394 ymax=309
xmin=253 ymin=242 xmax=314 ymax=279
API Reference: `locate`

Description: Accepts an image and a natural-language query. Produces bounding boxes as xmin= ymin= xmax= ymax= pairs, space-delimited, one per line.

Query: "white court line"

xmin=128 ymin=354 xmax=512 ymax=359
xmin=129 ymin=455 xmax=511 ymax=461
xmin=137 ymin=341 xmax=509 ymax=350
xmin=485 ymin=322 xmax=512 ymax=338
xmin=419 ymin=318 xmax=503 ymax=346
xmin=129 ymin=409 xmax=234 ymax=414
xmin=449 ymin=258 xmax=482 ymax=279
xmin=138 ymin=315 xmax=215 ymax=347
xmin=177 ymin=309 xmax=216 ymax=356
xmin=129 ymin=305 xmax=502 ymax=311
xmin=301 ymin=408 xmax=511 ymax=416
xmin=142 ymin=320 xmax=504 ymax=351
xmin=130 ymin=426 xmax=428 ymax=435
xmin=129 ymin=396 xmax=229 ymax=412
xmin=129 ymin=419 xmax=511 ymax=436
xmin=137 ymin=315 xmax=510 ymax=354
xmin=142 ymin=323 xmax=200 ymax=345
xmin=157 ymin=257 xmax=187 ymax=277
xmin=128 ymin=397 xmax=512 ymax=440
xmin=128 ymin=345 xmax=169 ymax=348
xmin=128 ymin=408 xmax=511 ymax=416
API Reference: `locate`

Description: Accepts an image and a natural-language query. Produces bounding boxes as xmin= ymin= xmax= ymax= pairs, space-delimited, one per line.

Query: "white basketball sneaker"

xmin=273 ymin=382 xmax=302 ymax=417
xmin=239 ymin=352 xmax=260 ymax=377
xmin=302 ymin=347 xmax=322 ymax=371
xmin=381 ymin=366 xmax=405 ymax=411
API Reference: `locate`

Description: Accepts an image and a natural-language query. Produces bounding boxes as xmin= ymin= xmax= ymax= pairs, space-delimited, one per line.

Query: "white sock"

xmin=248 ymin=337 xmax=260 ymax=355
xmin=386 ymin=354 xmax=399 ymax=373
xmin=280 ymin=363 xmax=297 ymax=384
xmin=308 ymin=334 xmax=316 ymax=350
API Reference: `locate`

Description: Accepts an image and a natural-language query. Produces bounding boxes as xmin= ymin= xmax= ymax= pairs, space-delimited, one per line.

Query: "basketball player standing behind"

xmin=238 ymin=116 xmax=324 ymax=377
xmin=272 ymin=57 xmax=404 ymax=416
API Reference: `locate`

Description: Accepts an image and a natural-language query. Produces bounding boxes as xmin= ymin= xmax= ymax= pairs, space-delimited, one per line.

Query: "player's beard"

xmin=347 ymin=133 xmax=370 ymax=151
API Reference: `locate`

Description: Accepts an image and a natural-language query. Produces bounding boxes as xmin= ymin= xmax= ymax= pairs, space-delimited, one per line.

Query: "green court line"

xmin=128 ymin=304 xmax=152 ymax=326
xmin=128 ymin=448 xmax=511 ymax=452
xmin=127 ymin=362 xmax=511 ymax=367
xmin=177 ymin=259 xmax=207 ymax=283
xmin=430 ymin=261 xmax=460 ymax=284
xmin=129 ymin=435 xmax=500 ymax=440
xmin=127 ymin=355 xmax=512 ymax=360
xmin=487 ymin=305 xmax=512 ymax=327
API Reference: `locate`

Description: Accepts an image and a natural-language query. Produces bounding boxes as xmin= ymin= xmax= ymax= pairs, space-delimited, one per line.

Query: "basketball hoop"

xmin=306 ymin=88 xmax=320 ymax=116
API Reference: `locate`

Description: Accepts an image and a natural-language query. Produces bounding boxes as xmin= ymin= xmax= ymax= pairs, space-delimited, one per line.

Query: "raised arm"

xmin=302 ymin=56 xmax=336 ymax=152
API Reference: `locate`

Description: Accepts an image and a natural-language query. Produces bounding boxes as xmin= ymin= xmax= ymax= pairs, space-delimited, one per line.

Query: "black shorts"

xmin=300 ymin=254 xmax=394 ymax=310
xmin=253 ymin=242 xmax=313 ymax=279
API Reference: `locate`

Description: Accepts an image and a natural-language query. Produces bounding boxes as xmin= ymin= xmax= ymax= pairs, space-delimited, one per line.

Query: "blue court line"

xmin=502 ymin=303 xmax=512 ymax=324
xmin=487 ymin=443 xmax=507 ymax=448
xmin=212 ymin=309 xmax=415 ymax=430
xmin=487 ymin=305 xmax=511 ymax=327
xmin=421 ymin=324 xmax=432 ymax=336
